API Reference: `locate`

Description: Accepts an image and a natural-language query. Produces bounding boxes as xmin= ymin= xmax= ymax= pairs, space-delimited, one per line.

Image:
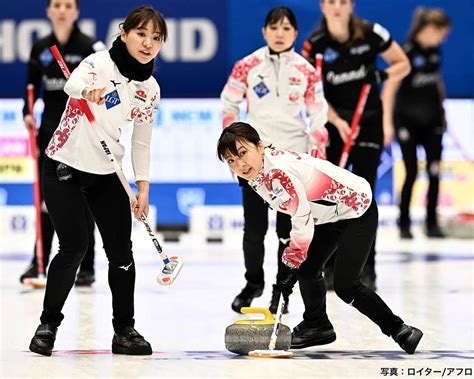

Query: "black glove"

xmin=276 ymin=264 xmax=298 ymax=298
xmin=365 ymin=67 xmax=388 ymax=85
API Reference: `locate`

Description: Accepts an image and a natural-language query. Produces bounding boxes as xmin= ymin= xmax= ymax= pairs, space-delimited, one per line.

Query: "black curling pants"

xmin=242 ymin=185 xmax=291 ymax=288
xmin=396 ymin=125 xmax=444 ymax=228
xmin=324 ymin=113 xmax=383 ymax=276
xmin=297 ymin=201 xmax=404 ymax=336
xmin=32 ymin=125 xmax=95 ymax=273
xmin=40 ymin=157 xmax=135 ymax=332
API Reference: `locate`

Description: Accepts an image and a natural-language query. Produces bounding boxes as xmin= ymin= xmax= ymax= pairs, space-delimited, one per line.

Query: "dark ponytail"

xmin=407 ymin=7 xmax=451 ymax=41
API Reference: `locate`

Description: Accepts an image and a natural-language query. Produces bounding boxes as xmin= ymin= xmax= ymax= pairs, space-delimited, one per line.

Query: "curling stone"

xmin=444 ymin=212 xmax=474 ymax=239
xmin=225 ymin=307 xmax=291 ymax=355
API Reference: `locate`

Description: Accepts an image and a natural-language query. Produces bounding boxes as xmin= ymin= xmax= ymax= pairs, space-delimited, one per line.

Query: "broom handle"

xmin=27 ymin=84 xmax=45 ymax=276
xmin=268 ymin=294 xmax=285 ymax=351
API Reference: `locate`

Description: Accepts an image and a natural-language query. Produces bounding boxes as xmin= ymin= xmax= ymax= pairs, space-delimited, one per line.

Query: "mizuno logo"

xmin=118 ymin=262 xmax=133 ymax=271
xmin=110 ymin=80 xmax=121 ymax=87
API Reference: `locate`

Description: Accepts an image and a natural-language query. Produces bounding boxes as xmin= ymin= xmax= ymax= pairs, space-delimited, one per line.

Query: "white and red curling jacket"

xmin=249 ymin=147 xmax=372 ymax=261
xmin=221 ymin=47 xmax=328 ymax=153
xmin=46 ymin=51 xmax=160 ymax=182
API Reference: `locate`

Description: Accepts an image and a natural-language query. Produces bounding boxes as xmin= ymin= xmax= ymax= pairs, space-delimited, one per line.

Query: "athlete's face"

xmin=262 ymin=17 xmax=298 ymax=53
xmin=417 ymin=25 xmax=450 ymax=48
xmin=46 ymin=0 xmax=79 ymax=28
xmin=121 ymin=21 xmax=162 ymax=64
xmin=224 ymin=140 xmax=265 ymax=181
xmin=320 ymin=0 xmax=354 ymax=25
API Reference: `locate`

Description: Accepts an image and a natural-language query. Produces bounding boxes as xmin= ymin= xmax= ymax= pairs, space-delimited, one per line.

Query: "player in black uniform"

xmin=302 ymin=0 xmax=410 ymax=290
xmin=383 ymin=7 xmax=451 ymax=239
xmin=20 ymin=0 xmax=105 ymax=286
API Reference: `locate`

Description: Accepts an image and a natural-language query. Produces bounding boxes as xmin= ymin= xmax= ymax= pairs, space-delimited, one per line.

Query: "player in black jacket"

xmin=20 ymin=0 xmax=105 ymax=286
xmin=383 ymin=7 xmax=451 ymax=239
xmin=302 ymin=0 xmax=410 ymax=291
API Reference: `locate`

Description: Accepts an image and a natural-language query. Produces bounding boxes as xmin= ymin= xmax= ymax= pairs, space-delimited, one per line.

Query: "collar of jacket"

xmin=249 ymin=147 xmax=270 ymax=190
xmin=50 ymin=23 xmax=81 ymax=47
xmin=264 ymin=46 xmax=295 ymax=62
xmin=108 ymin=36 xmax=154 ymax=82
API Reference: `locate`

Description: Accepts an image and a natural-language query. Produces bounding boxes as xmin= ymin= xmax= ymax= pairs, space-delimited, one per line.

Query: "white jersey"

xmin=46 ymin=50 xmax=160 ymax=182
xmin=249 ymin=147 xmax=372 ymax=257
xmin=221 ymin=47 xmax=328 ymax=153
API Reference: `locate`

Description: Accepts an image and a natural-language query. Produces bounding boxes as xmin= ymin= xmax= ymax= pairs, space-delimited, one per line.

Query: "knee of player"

xmin=64 ymin=237 xmax=90 ymax=261
xmin=427 ymin=161 xmax=440 ymax=176
xmin=397 ymin=128 xmax=411 ymax=142
xmin=103 ymin=241 xmax=133 ymax=260
xmin=333 ymin=279 xmax=355 ymax=303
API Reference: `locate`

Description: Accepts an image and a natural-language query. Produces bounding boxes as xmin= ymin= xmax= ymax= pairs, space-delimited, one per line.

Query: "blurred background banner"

xmin=0 ymin=0 xmax=473 ymax=228
xmin=1 ymin=0 xmax=473 ymax=98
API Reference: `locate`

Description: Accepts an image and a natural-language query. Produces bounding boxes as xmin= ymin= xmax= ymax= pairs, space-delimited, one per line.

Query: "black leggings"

xmin=242 ymin=185 xmax=291 ymax=287
xmin=32 ymin=129 xmax=95 ymax=272
xmin=325 ymin=123 xmax=382 ymax=273
xmin=396 ymin=125 xmax=444 ymax=227
xmin=40 ymin=157 xmax=135 ymax=332
xmin=297 ymin=201 xmax=404 ymax=336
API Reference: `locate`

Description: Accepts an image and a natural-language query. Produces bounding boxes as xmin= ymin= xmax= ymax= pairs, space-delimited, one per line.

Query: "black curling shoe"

xmin=425 ymin=225 xmax=446 ymax=238
xmin=29 ymin=323 xmax=57 ymax=356
xmin=75 ymin=270 xmax=95 ymax=286
xmin=20 ymin=263 xmax=39 ymax=284
xmin=290 ymin=320 xmax=336 ymax=349
xmin=231 ymin=283 xmax=264 ymax=313
xmin=400 ymin=226 xmax=413 ymax=239
xmin=392 ymin=324 xmax=423 ymax=354
xmin=112 ymin=326 xmax=152 ymax=355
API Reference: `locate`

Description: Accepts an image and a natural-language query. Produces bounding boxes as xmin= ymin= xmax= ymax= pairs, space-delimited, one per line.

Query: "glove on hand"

xmin=282 ymin=246 xmax=306 ymax=269
xmin=276 ymin=264 xmax=298 ymax=298
xmin=365 ymin=67 xmax=388 ymax=85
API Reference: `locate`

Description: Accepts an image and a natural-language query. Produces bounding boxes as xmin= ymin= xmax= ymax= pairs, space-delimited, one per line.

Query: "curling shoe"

xmin=29 ymin=323 xmax=57 ymax=356
xmin=75 ymin=270 xmax=95 ymax=286
xmin=400 ymin=226 xmax=413 ymax=239
xmin=269 ymin=285 xmax=289 ymax=314
xmin=425 ymin=224 xmax=445 ymax=238
xmin=112 ymin=326 xmax=152 ymax=355
xmin=392 ymin=324 xmax=423 ymax=354
xmin=20 ymin=263 xmax=39 ymax=284
xmin=290 ymin=320 xmax=336 ymax=349
xmin=231 ymin=282 xmax=264 ymax=313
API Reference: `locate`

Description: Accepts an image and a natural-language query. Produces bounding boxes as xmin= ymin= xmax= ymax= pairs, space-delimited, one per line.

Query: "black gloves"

xmin=276 ymin=264 xmax=298 ymax=298
xmin=365 ymin=67 xmax=388 ymax=85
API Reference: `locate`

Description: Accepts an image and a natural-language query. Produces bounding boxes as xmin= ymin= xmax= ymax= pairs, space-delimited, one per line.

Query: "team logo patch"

xmin=134 ymin=89 xmax=147 ymax=103
xmin=105 ymin=90 xmax=121 ymax=110
xmin=323 ymin=47 xmax=340 ymax=63
xmin=253 ymin=81 xmax=270 ymax=98
xmin=39 ymin=49 xmax=53 ymax=66
xmin=412 ymin=55 xmax=426 ymax=68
